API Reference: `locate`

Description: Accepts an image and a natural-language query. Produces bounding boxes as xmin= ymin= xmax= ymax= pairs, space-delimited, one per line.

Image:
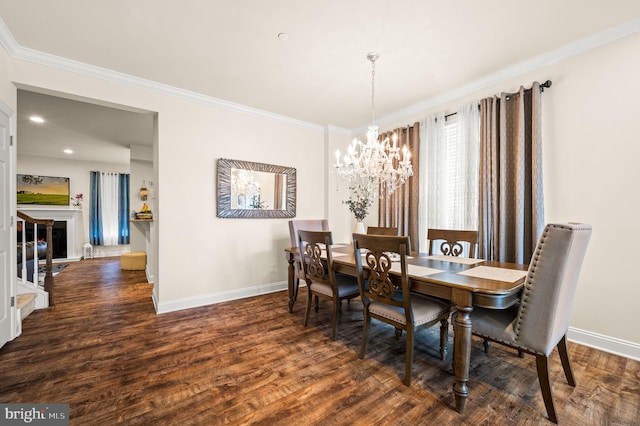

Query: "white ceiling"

xmin=3 ymin=1 xmax=640 ymax=163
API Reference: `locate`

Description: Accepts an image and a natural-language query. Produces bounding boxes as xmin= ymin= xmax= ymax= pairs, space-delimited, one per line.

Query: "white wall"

xmin=4 ymin=52 xmax=327 ymax=313
xmin=130 ymin=144 xmax=154 ymax=254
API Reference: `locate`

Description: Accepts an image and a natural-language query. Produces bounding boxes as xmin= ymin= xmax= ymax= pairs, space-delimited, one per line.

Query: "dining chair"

xmin=366 ymin=226 xmax=398 ymax=236
xmin=468 ymin=223 xmax=592 ymax=423
xmin=297 ymin=230 xmax=359 ymax=340
xmin=288 ymin=220 xmax=330 ymax=301
xmin=427 ymin=228 xmax=479 ymax=258
xmin=353 ymin=233 xmax=453 ymax=386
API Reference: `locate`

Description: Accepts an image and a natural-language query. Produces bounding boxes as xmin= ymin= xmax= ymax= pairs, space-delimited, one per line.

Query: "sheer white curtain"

xmin=100 ymin=172 xmax=120 ymax=246
xmin=419 ymin=112 xmax=444 ymax=252
xmin=418 ymin=102 xmax=480 ymax=253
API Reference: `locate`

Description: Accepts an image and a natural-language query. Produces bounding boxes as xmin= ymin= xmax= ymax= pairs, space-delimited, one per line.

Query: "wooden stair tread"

xmin=17 ymin=293 xmax=37 ymax=309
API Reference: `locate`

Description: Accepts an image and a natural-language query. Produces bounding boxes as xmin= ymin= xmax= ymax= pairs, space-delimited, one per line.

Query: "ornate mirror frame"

xmin=216 ymin=158 xmax=297 ymax=218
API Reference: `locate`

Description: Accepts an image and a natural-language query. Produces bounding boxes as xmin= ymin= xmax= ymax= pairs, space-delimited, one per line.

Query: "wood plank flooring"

xmin=1 ymin=257 xmax=638 ymax=425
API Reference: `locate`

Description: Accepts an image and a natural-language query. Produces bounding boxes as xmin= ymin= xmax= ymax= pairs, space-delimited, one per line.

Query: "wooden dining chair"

xmin=366 ymin=226 xmax=398 ymax=236
xmin=427 ymin=228 xmax=479 ymax=258
xmin=353 ymin=233 xmax=453 ymax=386
xmin=468 ymin=223 xmax=592 ymax=423
xmin=297 ymin=230 xmax=359 ymax=340
xmin=288 ymin=220 xmax=330 ymax=301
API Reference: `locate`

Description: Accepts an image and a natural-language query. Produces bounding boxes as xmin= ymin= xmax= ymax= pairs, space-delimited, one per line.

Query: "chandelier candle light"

xmin=334 ymin=52 xmax=413 ymax=203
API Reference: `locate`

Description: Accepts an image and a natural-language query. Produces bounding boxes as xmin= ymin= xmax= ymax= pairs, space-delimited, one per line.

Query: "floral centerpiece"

xmin=343 ymin=185 xmax=372 ymax=222
xmin=70 ymin=193 xmax=83 ymax=207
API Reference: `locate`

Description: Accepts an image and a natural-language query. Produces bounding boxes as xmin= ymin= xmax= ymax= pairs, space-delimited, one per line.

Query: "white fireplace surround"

xmin=18 ymin=207 xmax=83 ymax=260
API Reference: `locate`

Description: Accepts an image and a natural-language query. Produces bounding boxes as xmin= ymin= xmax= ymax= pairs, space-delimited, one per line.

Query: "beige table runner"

xmin=458 ymin=266 xmax=528 ymax=282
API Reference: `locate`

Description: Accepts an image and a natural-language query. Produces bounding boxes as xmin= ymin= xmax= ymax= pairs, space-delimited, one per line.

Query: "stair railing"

xmin=17 ymin=211 xmax=55 ymax=306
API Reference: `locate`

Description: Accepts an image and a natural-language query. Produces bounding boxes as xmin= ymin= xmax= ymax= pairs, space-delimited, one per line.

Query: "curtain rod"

xmin=443 ymin=80 xmax=552 ymax=119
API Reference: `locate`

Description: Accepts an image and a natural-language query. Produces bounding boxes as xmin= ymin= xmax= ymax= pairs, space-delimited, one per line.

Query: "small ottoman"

xmin=121 ymin=251 xmax=146 ymax=270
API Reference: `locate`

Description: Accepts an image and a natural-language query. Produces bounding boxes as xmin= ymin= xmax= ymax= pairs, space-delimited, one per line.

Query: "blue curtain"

xmin=89 ymin=171 xmax=103 ymax=246
xmin=118 ymin=174 xmax=130 ymax=244
xmin=89 ymin=171 xmax=130 ymax=246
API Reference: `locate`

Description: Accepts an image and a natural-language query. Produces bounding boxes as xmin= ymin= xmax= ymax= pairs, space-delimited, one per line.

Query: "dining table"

xmin=284 ymin=243 xmax=529 ymax=414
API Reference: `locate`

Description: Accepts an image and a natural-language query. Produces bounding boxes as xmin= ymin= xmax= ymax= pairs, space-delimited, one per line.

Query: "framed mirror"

xmin=216 ymin=158 xmax=296 ymax=218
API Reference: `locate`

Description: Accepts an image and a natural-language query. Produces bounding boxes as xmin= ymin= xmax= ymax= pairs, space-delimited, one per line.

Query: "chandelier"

xmin=334 ymin=52 xmax=413 ymax=201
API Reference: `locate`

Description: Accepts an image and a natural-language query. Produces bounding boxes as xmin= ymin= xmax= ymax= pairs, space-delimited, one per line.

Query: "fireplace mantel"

xmin=17 ymin=207 xmax=83 ymax=260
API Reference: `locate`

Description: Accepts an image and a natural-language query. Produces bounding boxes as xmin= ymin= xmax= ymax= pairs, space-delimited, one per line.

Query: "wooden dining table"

xmin=284 ymin=243 xmax=529 ymax=414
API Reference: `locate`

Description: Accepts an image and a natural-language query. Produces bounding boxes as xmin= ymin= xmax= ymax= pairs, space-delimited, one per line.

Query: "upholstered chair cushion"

xmin=369 ymin=294 xmax=451 ymax=327
xmin=468 ymin=305 xmax=519 ymax=346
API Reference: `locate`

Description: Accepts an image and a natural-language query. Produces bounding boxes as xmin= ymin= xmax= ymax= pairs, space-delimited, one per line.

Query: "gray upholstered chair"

xmin=298 ymin=230 xmax=359 ymax=340
xmin=366 ymin=226 xmax=398 ymax=236
xmin=288 ymin=219 xmax=330 ymax=301
xmin=427 ymin=228 xmax=478 ymax=258
xmin=469 ymin=223 xmax=592 ymax=423
xmin=353 ymin=233 xmax=452 ymax=386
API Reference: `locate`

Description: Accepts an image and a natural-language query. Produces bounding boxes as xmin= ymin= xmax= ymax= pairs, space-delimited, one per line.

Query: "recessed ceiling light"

xmin=277 ymin=32 xmax=289 ymax=41
xmin=30 ymin=115 xmax=45 ymax=123
xmin=63 ymin=149 xmax=74 ymax=154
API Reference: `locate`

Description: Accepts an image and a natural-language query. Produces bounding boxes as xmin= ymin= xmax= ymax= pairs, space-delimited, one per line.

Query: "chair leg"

xmin=304 ymin=290 xmax=313 ymax=328
xmin=331 ymin=298 xmax=339 ymax=340
xmin=439 ymin=318 xmax=448 ymax=360
xmin=395 ymin=328 xmax=402 ymax=339
xmin=293 ymin=277 xmax=300 ymax=303
xmin=483 ymin=339 xmax=491 ymax=353
xmin=314 ymin=295 xmax=319 ymax=313
xmin=404 ymin=327 xmax=414 ymax=386
xmin=535 ymin=354 xmax=558 ymax=424
xmin=557 ymin=335 xmax=576 ymax=386
xmin=359 ymin=310 xmax=371 ymax=359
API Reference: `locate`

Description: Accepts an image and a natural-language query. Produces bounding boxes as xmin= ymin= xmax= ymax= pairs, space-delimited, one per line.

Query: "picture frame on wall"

xmin=17 ymin=174 xmax=70 ymax=206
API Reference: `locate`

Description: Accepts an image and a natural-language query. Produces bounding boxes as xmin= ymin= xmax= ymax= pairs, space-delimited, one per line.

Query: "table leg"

xmin=287 ymin=253 xmax=296 ymax=313
xmin=452 ymin=289 xmax=473 ymax=413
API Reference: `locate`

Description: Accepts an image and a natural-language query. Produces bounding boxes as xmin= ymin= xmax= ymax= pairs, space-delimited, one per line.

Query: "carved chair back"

xmin=289 ymin=220 xmax=330 ymax=279
xmin=353 ymin=234 xmax=412 ymax=317
xmin=427 ymin=228 xmax=478 ymax=258
xmin=297 ymin=230 xmax=334 ymax=288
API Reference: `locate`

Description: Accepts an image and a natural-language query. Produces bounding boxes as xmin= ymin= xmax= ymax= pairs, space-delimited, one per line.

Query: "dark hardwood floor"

xmin=1 ymin=257 xmax=638 ymax=425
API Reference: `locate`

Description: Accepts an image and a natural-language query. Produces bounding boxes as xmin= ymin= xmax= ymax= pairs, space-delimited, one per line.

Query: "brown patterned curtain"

xmin=479 ymin=82 xmax=544 ymax=263
xmin=378 ymin=122 xmax=420 ymax=252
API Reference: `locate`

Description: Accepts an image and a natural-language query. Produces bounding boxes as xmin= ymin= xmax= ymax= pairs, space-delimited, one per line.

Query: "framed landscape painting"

xmin=17 ymin=174 xmax=70 ymax=206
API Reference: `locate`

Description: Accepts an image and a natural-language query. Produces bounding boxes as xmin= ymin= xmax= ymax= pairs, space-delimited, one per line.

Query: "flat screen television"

xmin=17 ymin=174 xmax=70 ymax=206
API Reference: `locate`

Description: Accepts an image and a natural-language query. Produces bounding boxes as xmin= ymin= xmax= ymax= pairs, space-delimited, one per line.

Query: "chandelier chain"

xmin=371 ymin=58 xmax=376 ymax=124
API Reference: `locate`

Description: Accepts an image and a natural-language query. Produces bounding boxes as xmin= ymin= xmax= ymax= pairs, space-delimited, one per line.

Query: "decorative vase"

xmin=353 ymin=220 xmax=365 ymax=234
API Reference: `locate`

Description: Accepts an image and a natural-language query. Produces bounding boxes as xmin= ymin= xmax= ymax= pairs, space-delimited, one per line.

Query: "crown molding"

xmin=354 ymin=17 xmax=640 ymax=135
xmin=0 ymin=17 xmax=324 ymax=133
xmin=1 ymin=16 xmax=639 ymax=135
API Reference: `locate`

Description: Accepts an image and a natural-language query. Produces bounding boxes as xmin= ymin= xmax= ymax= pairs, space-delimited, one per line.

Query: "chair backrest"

xmin=515 ymin=223 xmax=592 ymax=355
xmin=353 ymin=233 xmax=412 ymax=314
xmin=289 ymin=220 xmax=330 ymax=279
xmin=297 ymin=230 xmax=334 ymax=286
xmin=367 ymin=226 xmax=399 ymax=236
xmin=427 ymin=228 xmax=479 ymax=258
xmin=288 ymin=219 xmax=329 ymax=247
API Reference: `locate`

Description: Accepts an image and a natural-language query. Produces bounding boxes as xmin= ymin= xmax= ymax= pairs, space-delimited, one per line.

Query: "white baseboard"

xmin=154 ymin=281 xmax=288 ymax=314
xmin=568 ymin=327 xmax=640 ymax=361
